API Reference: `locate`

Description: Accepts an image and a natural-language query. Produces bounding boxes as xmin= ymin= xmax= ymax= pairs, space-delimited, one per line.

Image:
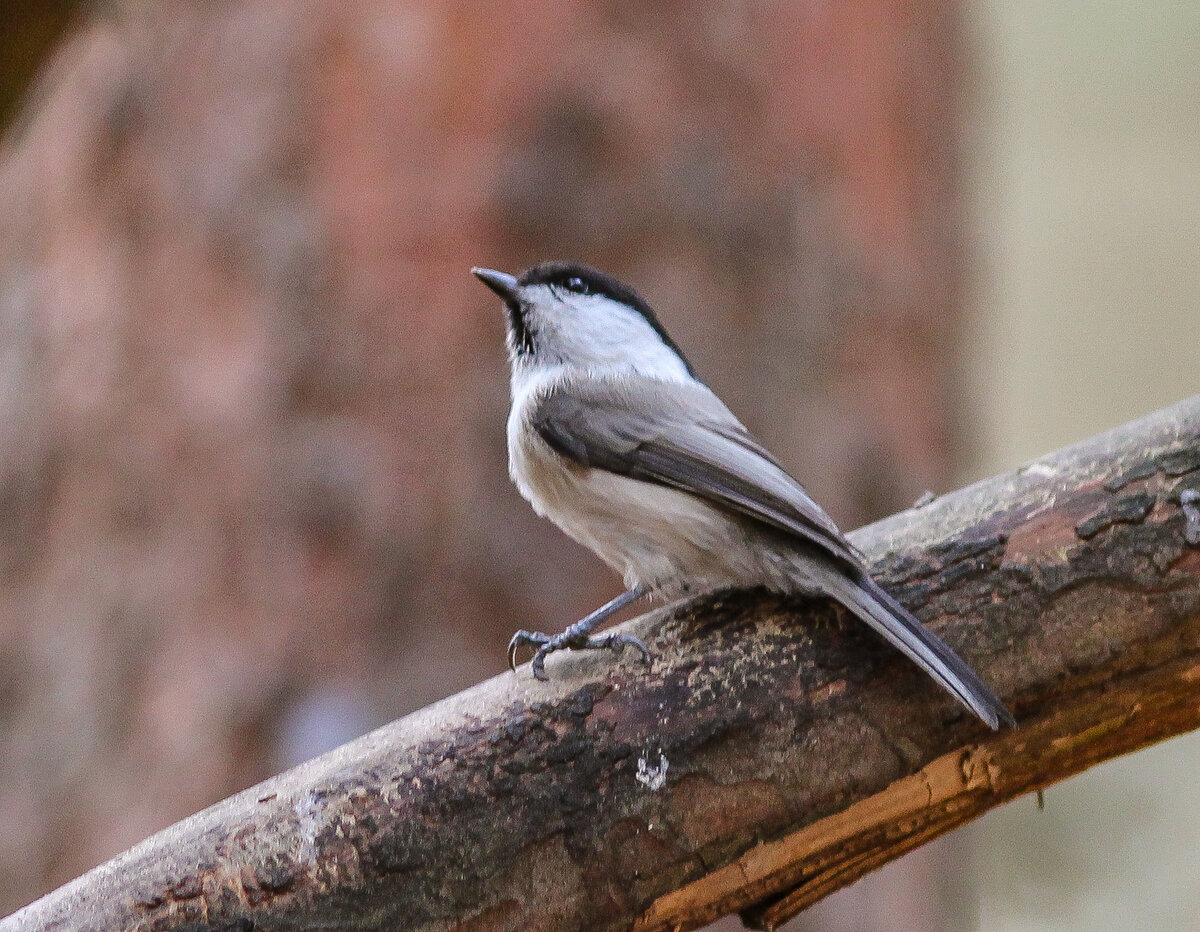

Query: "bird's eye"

xmin=563 ymin=276 xmax=588 ymax=294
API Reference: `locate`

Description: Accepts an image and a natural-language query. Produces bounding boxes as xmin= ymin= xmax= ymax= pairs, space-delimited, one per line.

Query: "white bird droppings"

xmin=636 ymin=749 xmax=669 ymax=790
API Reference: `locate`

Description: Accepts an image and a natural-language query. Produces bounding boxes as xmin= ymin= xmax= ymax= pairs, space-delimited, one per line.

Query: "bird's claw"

xmin=508 ymin=628 xmax=652 ymax=681
xmin=508 ymin=629 xmax=551 ymax=673
xmin=590 ymin=632 xmax=652 ymax=665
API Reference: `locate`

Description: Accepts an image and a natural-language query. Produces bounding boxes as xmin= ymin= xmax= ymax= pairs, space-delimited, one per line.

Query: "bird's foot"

xmin=508 ymin=628 xmax=652 ymax=681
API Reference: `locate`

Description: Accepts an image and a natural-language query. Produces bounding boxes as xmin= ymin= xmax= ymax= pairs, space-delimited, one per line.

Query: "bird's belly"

xmin=510 ymin=431 xmax=770 ymax=594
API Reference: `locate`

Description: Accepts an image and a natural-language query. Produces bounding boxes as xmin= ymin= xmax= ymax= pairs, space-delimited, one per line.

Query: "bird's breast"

xmin=506 ymin=406 xmax=763 ymax=592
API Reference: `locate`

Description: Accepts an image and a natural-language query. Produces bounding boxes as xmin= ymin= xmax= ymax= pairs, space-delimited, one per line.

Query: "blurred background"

xmin=0 ymin=2 xmax=1196 ymax=929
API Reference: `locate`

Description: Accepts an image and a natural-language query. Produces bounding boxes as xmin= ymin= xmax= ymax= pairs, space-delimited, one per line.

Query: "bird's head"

xmin=472 ymin=261 xmax=694 ymax=381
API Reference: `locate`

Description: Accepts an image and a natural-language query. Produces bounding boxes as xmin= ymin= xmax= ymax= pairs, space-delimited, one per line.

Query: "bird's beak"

xmin=471 ymin=267 xmax=519 ymax=303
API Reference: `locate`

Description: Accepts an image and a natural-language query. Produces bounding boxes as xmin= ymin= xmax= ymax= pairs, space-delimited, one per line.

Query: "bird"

xmin=472 ymin=260 xmax=1014 ymax=730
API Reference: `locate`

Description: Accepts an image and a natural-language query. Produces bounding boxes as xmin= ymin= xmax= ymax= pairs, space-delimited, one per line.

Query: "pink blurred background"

xmin=1 ymin=3 xmax=971 ymax=927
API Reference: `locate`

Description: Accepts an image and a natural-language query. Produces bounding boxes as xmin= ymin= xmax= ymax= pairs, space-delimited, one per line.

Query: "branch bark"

xmin=6 ymin=397 xmax=1200 ymax=932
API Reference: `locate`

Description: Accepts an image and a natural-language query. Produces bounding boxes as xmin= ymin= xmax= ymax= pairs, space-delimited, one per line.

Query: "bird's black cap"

xmin=517 ymin=261 xmax=694 ymax=375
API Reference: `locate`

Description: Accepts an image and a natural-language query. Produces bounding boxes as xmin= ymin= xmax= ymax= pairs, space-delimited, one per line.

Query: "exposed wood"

xmin=4 ymin=397 xmax=1200 ymax=932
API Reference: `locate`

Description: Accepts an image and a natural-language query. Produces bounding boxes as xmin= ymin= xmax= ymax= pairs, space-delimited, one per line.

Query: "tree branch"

xmin=5 ymin=397 xmax=1200 ymax=932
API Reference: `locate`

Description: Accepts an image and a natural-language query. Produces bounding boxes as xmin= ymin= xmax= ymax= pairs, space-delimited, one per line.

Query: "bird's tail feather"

xmin=825 ymin=570 xmax=1015 ymax=730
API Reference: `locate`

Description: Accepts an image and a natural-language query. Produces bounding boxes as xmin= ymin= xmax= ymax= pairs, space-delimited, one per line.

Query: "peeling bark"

xmin=5 ymin=397 xmax=1200 ymax=932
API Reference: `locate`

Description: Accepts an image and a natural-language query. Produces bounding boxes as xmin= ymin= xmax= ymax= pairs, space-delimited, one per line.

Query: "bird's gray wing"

xmin=531 ymin=376 xmax=861 ymax=566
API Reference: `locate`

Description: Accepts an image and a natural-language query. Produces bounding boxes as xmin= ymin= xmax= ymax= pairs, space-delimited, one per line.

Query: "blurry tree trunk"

xmin=5 ymin=397 xmax=1200 ymax=932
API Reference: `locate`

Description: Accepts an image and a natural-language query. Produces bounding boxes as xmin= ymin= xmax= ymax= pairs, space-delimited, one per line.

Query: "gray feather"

xmin=817 ymin=567 xmax=1015 ymax=730
xmin=533 ymin=376 xmax=859 ymax=564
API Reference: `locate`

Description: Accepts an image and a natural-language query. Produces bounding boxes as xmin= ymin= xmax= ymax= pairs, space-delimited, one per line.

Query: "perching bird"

xmin=472 ymin=261 xmax=1014 ymax=730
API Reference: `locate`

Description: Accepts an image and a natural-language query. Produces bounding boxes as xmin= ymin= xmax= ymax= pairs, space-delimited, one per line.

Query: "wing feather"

xmin=532 ymin=377 xmax=860 ymax=566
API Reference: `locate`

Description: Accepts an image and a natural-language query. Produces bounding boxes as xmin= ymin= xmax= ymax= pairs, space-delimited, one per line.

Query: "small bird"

xmin=473 ymin=261 xmax=1014 ymax=730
